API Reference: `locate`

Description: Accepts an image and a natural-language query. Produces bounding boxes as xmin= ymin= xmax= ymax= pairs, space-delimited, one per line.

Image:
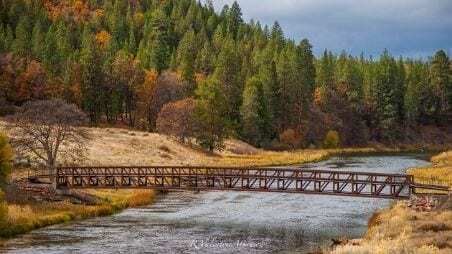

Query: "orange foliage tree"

xmin=156 ymin=98 xmax=196 ymax=143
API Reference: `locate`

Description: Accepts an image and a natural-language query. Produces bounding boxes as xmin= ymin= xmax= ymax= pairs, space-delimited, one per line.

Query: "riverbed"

xmin=0 ymin=155 xmax=430 ymax=254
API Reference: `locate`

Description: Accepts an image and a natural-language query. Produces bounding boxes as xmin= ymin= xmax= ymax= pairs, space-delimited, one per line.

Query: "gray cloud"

xmin=211 ymin=0 xmax=452 ymax=57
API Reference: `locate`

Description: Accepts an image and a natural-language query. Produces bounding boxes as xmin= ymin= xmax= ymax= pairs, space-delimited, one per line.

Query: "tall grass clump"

xmin=0 ymin=190 xmax=7 ymax=228
xmin=0 ymin=132 xmax=13 ymax=186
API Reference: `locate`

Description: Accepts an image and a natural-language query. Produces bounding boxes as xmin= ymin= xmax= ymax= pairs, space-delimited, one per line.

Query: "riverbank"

xmin=1 ymin=124 xmax=450 ymax=241
xmin=0 ymin=189 xmax=155 ymax=239
xmin=0 ymin=146 xmax=382 ymax=240
xmin=332 ymin=151 xmax=452 ymax=254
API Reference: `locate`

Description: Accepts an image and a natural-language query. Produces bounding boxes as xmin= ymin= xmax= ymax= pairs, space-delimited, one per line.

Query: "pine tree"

xmin=374 ymin=50 xmax=399 ymax=139
xmin=196 ymin=41 xmax=213 ymax=74
xmin=394 ymin=57 xmax=406 ymax=123
xmin=405 ymin=60 xmax=431 ymax=124
xmin=42 ymin=23 xmax=59 ymax=72
xmin=176 ymin=29 xmax=196 ymax=83
xmin=270 ymin=21 xmax=284 ymax=52
xmin=80 ymin=25 xmax=103 ymax=123
xmin=148 ymin=9 xmax=171 ymax=73
xmin=31 ymin=21 xmax=44 ymax=60
xmin=240 ymin=76 xmax=271 ymax=147
xmin=276 ymin=43 xmax=300 ymax=129
xmin=255 ymin=44 xmax=279 ymax=138
xmin=226 ymin=1 xmax=243 ymax=39
xmin=296 ymin=39 xmax=316 ymax=111
xmin=430 ymin=50 xmax=450 ymax=124
xmin=316 ymin=50 xmax=335 ymax=89
xmin=213 ymin=39 xmax=242 ymax=128
xmin=194 ymin=77 xmax=228 ymax=151
xmin=11 ymin=16 xmax=31 ymax=57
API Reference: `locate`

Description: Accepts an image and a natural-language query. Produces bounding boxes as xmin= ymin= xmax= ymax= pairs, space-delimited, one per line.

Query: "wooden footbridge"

xmin=53 ymin=166 xmax=450 ymax=199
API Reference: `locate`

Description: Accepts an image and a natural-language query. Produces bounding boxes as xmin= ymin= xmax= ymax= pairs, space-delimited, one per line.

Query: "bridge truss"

xmin=54 ymin=166 xmax=449 ymax=199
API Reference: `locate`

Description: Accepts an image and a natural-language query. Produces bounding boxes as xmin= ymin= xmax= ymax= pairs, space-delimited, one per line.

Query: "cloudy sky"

xmin=211 ymin=0 xmax=452 ymax=58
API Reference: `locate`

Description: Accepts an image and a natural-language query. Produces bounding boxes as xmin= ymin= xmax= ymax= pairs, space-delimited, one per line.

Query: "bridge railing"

xmin=49 ymin=166 xmax=452 ymax=199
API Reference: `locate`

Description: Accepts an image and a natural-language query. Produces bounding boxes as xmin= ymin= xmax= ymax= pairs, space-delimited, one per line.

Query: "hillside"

xmin=1 ymin=0 xmax=451 ymax=152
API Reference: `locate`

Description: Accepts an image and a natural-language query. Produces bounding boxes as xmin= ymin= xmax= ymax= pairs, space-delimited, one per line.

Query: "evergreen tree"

xmin=80 ymin=26 xmax=103 ymax=123
xmin=213 ymin=39 xmax=242 ymax=129
xmin=276 ymin=43 xmax=299 ymax=129
xmin=176 ymin=29 xmax=197 ymax=83
xmin=226 ymin=1 xmax=243 ymax=39
xmin=194 ymin=77 xmax=228 ymax=151
xmin=430 ymin=50 xmax=450 ymax=124
xmin=42 ymin=23 xmax=59 ymax=72
xmin=240 ymin=76 xmax=271 ymax=147
xmin=405 ymin=60 xmax=431 ymax=124
xmin=374 ymin=50 xmax=399 ymax=139
xmin=296 ymin=39 xmax=316 ymax=110
xmin=196 ymin=41 xmax=213 ymax=74
xmin=11 ymin=16 xmax=31 ymax=57
xmin=148 ymin=9 xmax=171 ymax=73
xmin=31 ymin=21 xmax=44 ymax=60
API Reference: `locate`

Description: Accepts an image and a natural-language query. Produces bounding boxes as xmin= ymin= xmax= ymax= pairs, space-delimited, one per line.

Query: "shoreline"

xmin=331 ymin=150 xmax=452 ymax=253
xmin=1 ymin=148 xmax=448 ymax=244
xmin=0 ymin=189 xmax=156 ymax=239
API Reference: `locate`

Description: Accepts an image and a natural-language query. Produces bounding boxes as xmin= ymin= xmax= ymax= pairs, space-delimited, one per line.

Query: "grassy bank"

xmin=0 ymin=190 xmax=155 ymax=239
xmin=332 ymin=202 xmax=452 ymax=254
xmin=0 ymin=147 xmax=375 ymax=240
xmin=210 ymin=148 xmax=378 ymax=167
xmin=1 ymin=123 xmax=449 ymax=241
xmin=408 ymin=151 xmax=452 ymax=187
xmin=333 ymin=151 xmax=452 ymax=254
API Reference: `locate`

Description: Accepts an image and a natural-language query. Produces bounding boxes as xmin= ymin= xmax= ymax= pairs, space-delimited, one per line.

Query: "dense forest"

xmin=0 ymin=0 xmax=451 ymax=150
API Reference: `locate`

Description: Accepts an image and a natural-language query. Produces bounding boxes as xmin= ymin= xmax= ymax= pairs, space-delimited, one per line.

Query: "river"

xmin=0 ymin=155 xmax=430 ymax=254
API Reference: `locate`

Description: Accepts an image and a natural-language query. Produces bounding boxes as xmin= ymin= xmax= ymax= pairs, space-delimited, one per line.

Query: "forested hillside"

xmin=0 ymin=0 xmax=451 ymax=150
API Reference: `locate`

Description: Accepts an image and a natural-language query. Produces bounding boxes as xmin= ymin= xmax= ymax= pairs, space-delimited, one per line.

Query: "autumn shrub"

xmin=0 ymin=132 xmax=13 ymax=186
xmin=323 ymin=130 xmax=340 ymax=148
xmin=147 ymin=71 xmax=193 ymax=130
xmin=156 ymin=98 xmax=196 ymax=143
xmin=279 ymin=129 xmax=301 ymax=150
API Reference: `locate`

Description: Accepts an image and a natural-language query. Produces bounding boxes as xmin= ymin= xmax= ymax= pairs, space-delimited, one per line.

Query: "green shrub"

xmin=0 ymin=132 xmax=13 ymax=186
xmin=323 ymin=130 xmax=340 ymax=148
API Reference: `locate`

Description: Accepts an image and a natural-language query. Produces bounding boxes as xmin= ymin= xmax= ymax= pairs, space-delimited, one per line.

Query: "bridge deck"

xmin=54 ymin=166 xmax=449 ymax=199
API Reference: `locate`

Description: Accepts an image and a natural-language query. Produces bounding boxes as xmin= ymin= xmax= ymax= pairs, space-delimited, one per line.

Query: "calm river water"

xmin=0 ymin=155 xmax=430 ymax=254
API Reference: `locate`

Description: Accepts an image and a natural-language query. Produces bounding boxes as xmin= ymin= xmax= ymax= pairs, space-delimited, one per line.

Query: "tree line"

xmin=0 ymin=0 xmax=451 ymax=150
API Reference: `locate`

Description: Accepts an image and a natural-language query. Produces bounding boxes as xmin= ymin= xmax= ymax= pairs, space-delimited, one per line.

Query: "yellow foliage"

xmin=94 ymin=9 xmax=104 ymax=18
xmin=195 ymin=73 xmax=206 ymax=83
xmin=95 ymin=30 xmax=111 ymax=48
xmin=133 ymin=12 xmax=145 ymax=27
xmin=323 ymin=130 xmax=340 ymax=149
xmin=314 ymin=87 xmax=325 ymax=106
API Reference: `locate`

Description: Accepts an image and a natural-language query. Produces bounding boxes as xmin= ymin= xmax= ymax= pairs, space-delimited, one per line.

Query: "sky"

xmin=211 ymin=0 xmax=452 ymax=58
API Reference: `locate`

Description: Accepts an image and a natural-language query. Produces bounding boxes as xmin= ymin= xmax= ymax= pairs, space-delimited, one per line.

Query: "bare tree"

xmin=7 ymin=100 xmax=88 ymax=189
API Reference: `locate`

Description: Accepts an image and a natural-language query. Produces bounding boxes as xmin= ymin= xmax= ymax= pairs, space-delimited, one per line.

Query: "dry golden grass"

xmin=408 ymin=150 xmax=452 ymax=187
xmin=1 ymin=189 xmax=154 ymax=238
xmin=334 ymin=151 xmax=452 ymax=254
xmin=333 ymin=202 xmax=452 ymax=254
xmin=83 ymin=126 xmax=376 ymax=167
xmin=2 ymin=123 xmax=376 ymax=239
